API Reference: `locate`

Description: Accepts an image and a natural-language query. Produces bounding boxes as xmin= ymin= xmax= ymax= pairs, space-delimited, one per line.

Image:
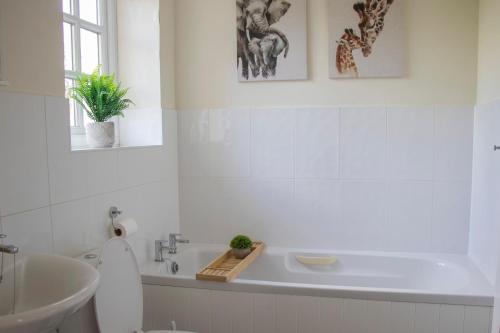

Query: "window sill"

xmin=71 ymin=134 xmax=163 ymax=152
xmin=71 ymin=144 xmax=163 ymax=153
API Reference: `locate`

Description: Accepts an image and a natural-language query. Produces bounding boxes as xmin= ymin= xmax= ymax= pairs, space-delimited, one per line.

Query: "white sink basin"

xmin=0 ymin=254 xmax=100 ymax=333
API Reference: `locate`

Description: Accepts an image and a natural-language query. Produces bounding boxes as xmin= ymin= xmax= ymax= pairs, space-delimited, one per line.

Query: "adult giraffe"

xmin=353 ymin=0 xmax=395 ymax=57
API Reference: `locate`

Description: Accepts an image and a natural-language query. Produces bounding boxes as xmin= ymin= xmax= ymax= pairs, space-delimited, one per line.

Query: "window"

xmin=63 ymin=0 xmax=116 ymax=135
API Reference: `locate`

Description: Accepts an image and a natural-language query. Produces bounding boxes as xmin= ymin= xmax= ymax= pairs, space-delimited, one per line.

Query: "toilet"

xmin=81 ymin=237 xmax=194 ymax=333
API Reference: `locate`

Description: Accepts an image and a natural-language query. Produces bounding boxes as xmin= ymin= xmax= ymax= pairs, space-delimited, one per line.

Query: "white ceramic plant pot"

xmin=85 ymin=122 xmax=115 ymax=148
xmin=232 ymin=248 xmax=251 ymax=259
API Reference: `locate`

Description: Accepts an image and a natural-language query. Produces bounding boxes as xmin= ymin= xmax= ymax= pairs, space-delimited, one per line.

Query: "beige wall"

xmin=117 ymin=0 xmax=161 ymax=109
xmin=160 ymin=0 xmax=176 ymax=109
xmin=0 ymin=0 xmax=64 ymax=96
xmin=476 ymin=0 xmax=500 ymax=105
xmin=174 ymin=0 xmax=479 ymax=110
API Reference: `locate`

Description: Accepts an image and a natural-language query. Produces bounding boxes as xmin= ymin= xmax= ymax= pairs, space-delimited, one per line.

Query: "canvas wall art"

xmin=236 ymin=0 xmax=308 ymax=82
xmin=329 ymin=0 xmax=405 ymax=78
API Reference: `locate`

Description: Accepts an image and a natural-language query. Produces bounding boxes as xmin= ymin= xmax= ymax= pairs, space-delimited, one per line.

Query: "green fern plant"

xmin=70 ymin=67 xmax=134 ymax=123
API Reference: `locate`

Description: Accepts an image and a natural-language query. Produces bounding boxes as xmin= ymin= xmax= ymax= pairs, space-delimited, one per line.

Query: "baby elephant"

xmin=248 ymin=28 xmax=289 ymax=78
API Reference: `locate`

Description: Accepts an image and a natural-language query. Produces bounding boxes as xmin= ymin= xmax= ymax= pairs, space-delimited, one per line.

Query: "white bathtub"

xmin=140 ymin=244 xmax=493 ymax=306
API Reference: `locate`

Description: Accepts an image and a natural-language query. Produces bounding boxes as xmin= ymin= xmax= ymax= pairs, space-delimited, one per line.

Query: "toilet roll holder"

xmin=109 ymin=206 xmax=122 ymax=232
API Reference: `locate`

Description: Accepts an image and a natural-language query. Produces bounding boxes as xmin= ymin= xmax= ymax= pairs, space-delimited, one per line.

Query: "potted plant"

xmin=70 ymin=67 xmax=134 ymax=148
xmin=230 ymin=235 xmax=253 ymax=259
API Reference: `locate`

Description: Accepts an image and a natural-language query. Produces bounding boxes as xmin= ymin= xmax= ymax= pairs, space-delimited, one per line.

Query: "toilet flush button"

xmin=84 ymin=254 xmax=98 ymax=259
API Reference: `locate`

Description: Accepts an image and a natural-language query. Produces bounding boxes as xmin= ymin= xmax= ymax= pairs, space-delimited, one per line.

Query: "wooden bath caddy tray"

xmin=196 ymin=242 xmax=264 ymax=282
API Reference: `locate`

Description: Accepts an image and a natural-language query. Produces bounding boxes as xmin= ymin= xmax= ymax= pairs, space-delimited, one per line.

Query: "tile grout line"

xmin=43 ymin=96 xmax=56 ymax=254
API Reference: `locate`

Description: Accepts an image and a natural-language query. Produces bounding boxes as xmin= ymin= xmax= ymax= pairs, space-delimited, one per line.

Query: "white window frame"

xmin=63 ymin=0 xmax=117 ymax=135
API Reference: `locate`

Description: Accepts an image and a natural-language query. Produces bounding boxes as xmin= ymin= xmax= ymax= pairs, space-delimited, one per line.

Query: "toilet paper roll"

xmin=111 ymin=218 xmax=138 ymax=238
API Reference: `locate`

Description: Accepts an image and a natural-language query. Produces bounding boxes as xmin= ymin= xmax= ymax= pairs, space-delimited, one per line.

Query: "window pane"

xmin=65 ymin=79 xmax=78 ymax=127
xmin=63 ymin=0 xmax=72 ymax=14
xmin=80 ymin=28 xmax=100 ymax=73
xmin=63 ymin=22 xmax=74 ymax=71
xmin=79 ymin=0 xmax=99 ymax=24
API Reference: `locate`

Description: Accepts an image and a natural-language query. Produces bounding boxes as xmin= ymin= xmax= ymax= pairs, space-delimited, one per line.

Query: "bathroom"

xmin=0 ymin=0 xmax=499 ymax=332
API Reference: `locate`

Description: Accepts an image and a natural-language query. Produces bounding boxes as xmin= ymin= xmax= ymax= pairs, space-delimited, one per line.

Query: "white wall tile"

xmin=87 ymin=150 xmax=119 ymax=195
xmin=387 ymin=107 xmax=434 ymax=180
xmin=1 ymin=207 xmax=53 ymax=256
xmin=468 ymin=102 xmax=500 ymax=283
xmin=119 ymin=107 xmax=163 ymax=147
xmin=432 ymin=181 xmax=471 ymax=253
xmin=116 ymin=146 xmax=166 ymax=188
xmin=245 ymin=180 xmax=295 ymax=246
xmin=434 ymin=106 xmax=474 ymax=181
xmin=386 ymin=182 xmax=433 ymax=252
xmin=179 ymin=177 xmax=218 ymax=243
xmin=178 ymin=110 xmax=210 ymax=177
xmin=251 ymin=108 xmax=294 ymax=179
xmin=0 ymin=92 xmax=49 ymax=216
xmin=341 ymin=181 xmax=386 ymax=250
xmin=340 ymin=107 xmax=386 ymax=179
xmin=294 ymin=180 xmax=342 ymax=248
xmin=296 ymin=108 xmax=339 ymax=179
xmin=51 ymin=198 xmax=93 ymax=257
xmin=179 ymin=105 xmax=474 ymax=253
xmin=210 ymin=108 xmax=251 ymax=178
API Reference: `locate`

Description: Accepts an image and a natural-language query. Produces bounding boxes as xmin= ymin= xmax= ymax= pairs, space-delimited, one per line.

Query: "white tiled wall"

xmin=142 ymin=285 xmax=492 ymax=333
xmin=179 ymin=106 xmax=474 ymax=253
xmin=469 ymin=100 xmax=500 ymax=284
xmin=467 ymin=99 xmax=500 ymax=332
xmin=0 ymin=91 xmax=180 ymax=264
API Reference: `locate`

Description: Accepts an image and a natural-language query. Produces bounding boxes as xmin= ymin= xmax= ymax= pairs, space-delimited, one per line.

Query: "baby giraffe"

xmin=336 ymin=28 xmax=365 ymax=77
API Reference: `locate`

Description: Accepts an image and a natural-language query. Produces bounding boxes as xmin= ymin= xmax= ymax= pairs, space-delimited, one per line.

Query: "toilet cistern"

xmin=155 ymin=233 xmax=190 ymax=261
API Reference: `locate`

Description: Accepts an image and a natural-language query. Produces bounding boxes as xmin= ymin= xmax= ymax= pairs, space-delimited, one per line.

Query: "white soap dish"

xmin=296 ymin=255 xmax=337 ymax=265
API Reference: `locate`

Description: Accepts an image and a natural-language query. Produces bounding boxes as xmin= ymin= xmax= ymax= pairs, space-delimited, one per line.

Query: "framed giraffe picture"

xmin=236 ymin=0 xmax=308 ymax=82
xmin=329 ymin=0 xmax=405 ymax=79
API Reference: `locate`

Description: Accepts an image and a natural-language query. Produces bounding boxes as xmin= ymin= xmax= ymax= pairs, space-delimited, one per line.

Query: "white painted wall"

xmin=174 ymin=0 xmax=479 ymax=110
xmin=117 ymin=0 xmax=161 ymax=109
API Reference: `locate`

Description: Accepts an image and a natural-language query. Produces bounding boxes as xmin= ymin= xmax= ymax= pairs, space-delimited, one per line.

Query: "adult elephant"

xmin=237 ymin=0 xmax=291 ymax=79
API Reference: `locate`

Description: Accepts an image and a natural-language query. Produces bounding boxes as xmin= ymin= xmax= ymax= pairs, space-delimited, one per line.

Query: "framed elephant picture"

xmin=329 ymin=0 xmax=406 ymax=79
xmin=236 ymin=0 xmax=308 ymax=82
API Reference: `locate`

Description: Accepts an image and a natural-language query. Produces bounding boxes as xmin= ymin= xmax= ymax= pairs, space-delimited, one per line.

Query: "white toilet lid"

xmin=94 ymin=238 xmax=143 ymax=333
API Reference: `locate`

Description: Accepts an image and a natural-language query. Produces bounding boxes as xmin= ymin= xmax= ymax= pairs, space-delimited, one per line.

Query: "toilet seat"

xmin=94 ymin=238 xmax=144 ymax=333
xmin=90 ymin=238 xmax=196 ymax=333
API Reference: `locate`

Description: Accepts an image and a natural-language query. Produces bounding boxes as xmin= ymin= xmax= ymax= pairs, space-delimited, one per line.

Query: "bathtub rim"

xmin=140 ymin=243 xmax=494 ymax=307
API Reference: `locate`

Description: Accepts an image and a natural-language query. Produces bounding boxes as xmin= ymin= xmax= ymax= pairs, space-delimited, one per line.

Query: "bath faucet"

xmin=155 ymin=233 xmax=190 ymax=262
xmin=155 ymin=240 xmax=169 ymax=262
xmin=0 ymin=234 xmax=18 ymax=255
xmin=168 ymin=233 xmax=189 ymax=254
